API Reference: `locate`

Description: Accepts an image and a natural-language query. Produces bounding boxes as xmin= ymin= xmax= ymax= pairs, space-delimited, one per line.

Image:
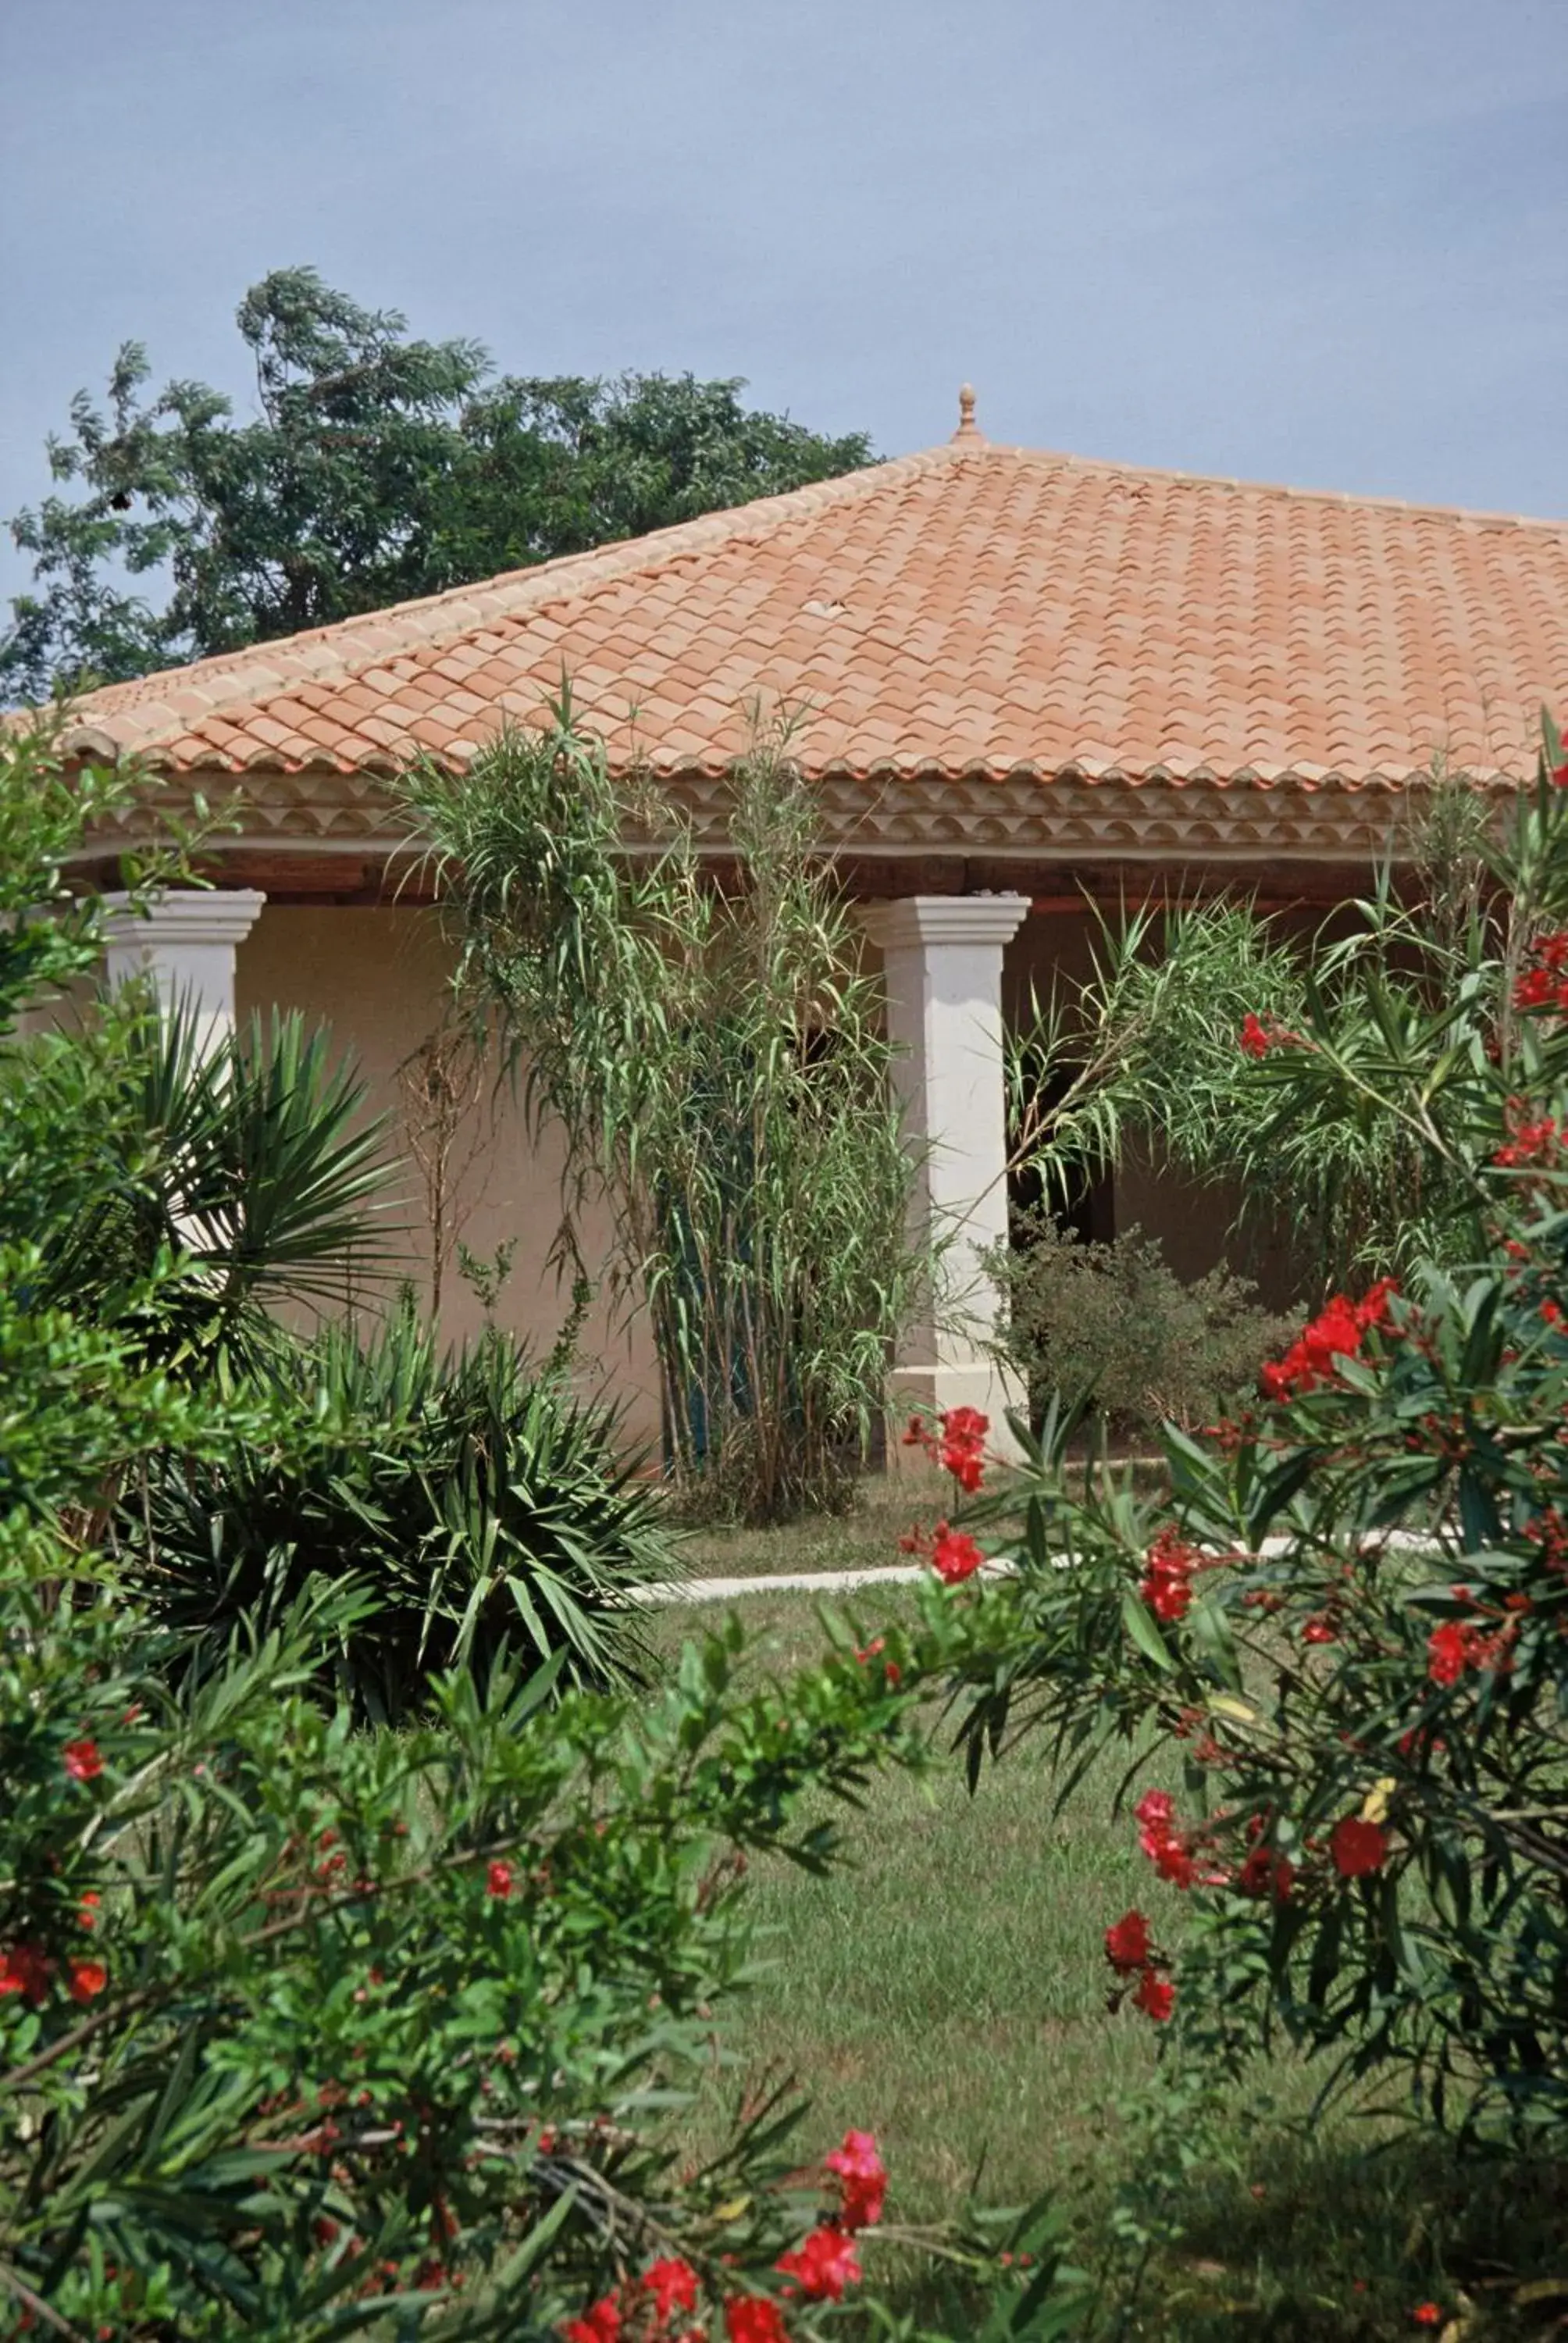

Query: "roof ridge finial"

xmin=952 ymin=383 xmax=982 ymax=443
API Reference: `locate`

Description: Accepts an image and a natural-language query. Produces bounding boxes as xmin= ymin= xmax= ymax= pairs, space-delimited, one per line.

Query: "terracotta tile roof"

xmin=62 ymin=438 xmax=1568 ymax=791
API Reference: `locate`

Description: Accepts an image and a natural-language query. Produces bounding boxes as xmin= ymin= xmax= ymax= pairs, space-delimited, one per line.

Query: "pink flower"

xmin=640 ymin=2259 xmax=700 ymax=2321
xmin=825 ymin=2129 xmax=886 ymax=2231
xmin=930 ymin=1522 xmax=985 ymax=1585
xmin=1330 ymin=1817 xmax=1388 ymax=1879
xmin=776 ymin=2224 xmax=861 ymax=2300
xmin=1104 ymin=1910 xmax=1153 ymax=1973
xmin=62 ymin=1739 xmax=103 ymax=1783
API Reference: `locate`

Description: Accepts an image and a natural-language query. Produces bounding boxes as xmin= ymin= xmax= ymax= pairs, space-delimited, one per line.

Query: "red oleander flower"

xmin=1140 ymin=1526 xmax=1199 ymax=1621
xmin=937 ymin=1405 xmax=989 ymax=1492
xmin=725 ymin=2297 xmax=790 ymax=2343
xmin=1104 ymin=1909 xmax=1153 ymax=1972
xmin=1427 ymin=1621 xmax=1471 ymax=1685
xmin=68 ymin=1959 xmax=107 ymax=2003
xmin=562 ymin=2296 xmax=622 ymax=2343
xmin=826 ymin=2129 xmax=887 ymax=2230
xmin=1411 ymin=2307 xmax=1445 ymax=2329
xmin=1239 ymin=1012 xmax=1271 ymax=1058
xmin=78 ymin=1892 xmax=100 ymax=1931
xmin=641 ymin=2259 xmax=700 ymax=2321
xmin=1301 ymin=1614 xmax=1338 ymax=1645
xmin=1330 ymin=1817 xmax=1388 ymax=1878
xmin=776 ymin=2224 xmax=861 ymax=2301
xmin=1135 ymin=1789 xmax=1197 ymax=1887
xmin=0 ymin=1944 xmax=52 ymax=2006
xmin=486 ymin=1861 xmax=513 ymax=1899
xmin=1260 ymin=1281 xmax=1397 ymax=1399
xmin=1132 ymin=1967 xmax=1175 ymax=2021
xmin=63 ymin=1739 xmax=103 ymax=1782
xmin=1495 ymin=1111 xmax=1562 ymax=1169
xmin=930 ymin=1522 xmax=985 ymax=1585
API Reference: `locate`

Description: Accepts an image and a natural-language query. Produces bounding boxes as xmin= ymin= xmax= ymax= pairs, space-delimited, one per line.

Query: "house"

xmin=58 ymin=395 xmax=1568 ymax=1450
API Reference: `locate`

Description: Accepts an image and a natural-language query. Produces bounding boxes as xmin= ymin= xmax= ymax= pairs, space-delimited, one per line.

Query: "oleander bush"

xmin=939 ymin=717 xmax=1568 ymax=2148
xmin=0 ymin=721 xmax=1085 ymax=2338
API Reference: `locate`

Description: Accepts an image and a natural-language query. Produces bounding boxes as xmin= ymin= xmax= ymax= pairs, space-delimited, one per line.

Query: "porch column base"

xmin=886 ymin=1361 xmax=1028 ymax=1468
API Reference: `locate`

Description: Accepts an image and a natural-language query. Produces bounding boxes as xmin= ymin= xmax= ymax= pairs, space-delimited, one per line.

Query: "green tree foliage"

xmin=403 ymin=697 xmax=921 ymax=1524
xmin=0 ymin=267 xmax=874 ymax=701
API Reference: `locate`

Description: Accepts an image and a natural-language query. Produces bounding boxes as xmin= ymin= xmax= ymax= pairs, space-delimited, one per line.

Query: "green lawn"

xmin=639 ymin=1550 xmax=1566 ymax=2340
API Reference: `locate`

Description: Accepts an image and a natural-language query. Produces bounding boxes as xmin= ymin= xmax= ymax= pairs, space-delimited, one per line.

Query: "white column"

xmin=101 ymin=889 xmax=266 ymax=1060
xmin=858 ymin=893 xmax=1030 ymax=1456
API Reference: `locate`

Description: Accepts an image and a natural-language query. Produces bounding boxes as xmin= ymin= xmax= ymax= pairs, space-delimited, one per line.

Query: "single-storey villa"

xmin=54 ymin=394 xmax=1568 ymax=1450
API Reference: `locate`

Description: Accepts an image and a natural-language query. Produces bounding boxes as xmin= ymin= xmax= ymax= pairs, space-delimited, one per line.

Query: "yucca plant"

xmin=16 ymin=995 xmax=399 ymax=1362
xmin=130 ymin=1300 xmax=673 ymax=1713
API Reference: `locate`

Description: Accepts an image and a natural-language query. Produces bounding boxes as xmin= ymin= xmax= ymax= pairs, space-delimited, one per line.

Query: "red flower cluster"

xmin=825 ymin=2129 xmax=887 ymax=2231
xmin=1494 ymin=1109 xmax=1562 ymax=1171
xmin=486 ymin=1861 xmax=513 ymax=1899
xmin=903 ymin=1406 xmax=989 ymax=1492
xmin=1260 ymin=1279 xmax=1398 ymax=1400
xmin=853 ymin=1637 xmax=901 ymax=1686
xmin=1235 ymin=1817 xmax=1295 ymax=1903
xmin=62 ymin=1739 xmax=103 ymax=1783
xmin=930 ymin=1522 xmax=985 ymax=1585
xmin=1103 ymin=1909 xmax=1151 ymax=1970
xmin=1139 ymin=1526 xmax=1201 ymax=1622
xmin=0 ymin=1944 xmax=105 ymax=2006
xmin=725 ymin=2302 xmax=789 ymax=2343
xmin=1103 ymin=1907 xmax=1174 ymax=2020
xmin=564 ymin=2256 xmax=704 ymax=2343
xmin=1513 ymin=929 xmax=1568 ymax=1014
xmin=1328 ymin=1817 xmax=1388 ymax=1878
xmin=775 ymin=2226 xmax=861 ymax=2301
xmin=1238 ymin=1011 xmax=1301 ymax=1059
xmin=1427 ymin=1616 xmax=1513 ymax=1685
xmin=561 ymin=2133 xmax=886 ymax=2343
xmin=1135 ymin=1789 xmax=1199 ymax=1888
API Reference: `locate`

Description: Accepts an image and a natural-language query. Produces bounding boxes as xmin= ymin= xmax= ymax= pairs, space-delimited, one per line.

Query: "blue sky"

xmin=2 ymin=0 xmax=1566 ymax=604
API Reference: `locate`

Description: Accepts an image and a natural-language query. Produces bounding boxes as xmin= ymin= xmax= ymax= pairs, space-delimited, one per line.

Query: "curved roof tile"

xmin=59 ymin=437 xmax=1568 ymax=790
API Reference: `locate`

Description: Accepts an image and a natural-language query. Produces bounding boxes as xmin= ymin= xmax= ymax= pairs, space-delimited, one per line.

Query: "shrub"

xmin=0 ymin=722 xmax=1085 ymax=2337
xmin=134 ymin=1301 xmax=674 ymax=1714
xmin=986 ymin=1214 xmax=1295 ymax=1440
xmin=935 ymin=717 xmax=1568 ymax=2145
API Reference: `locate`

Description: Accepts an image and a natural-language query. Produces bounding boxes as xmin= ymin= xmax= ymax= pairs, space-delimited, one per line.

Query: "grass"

xmin=639 ymin=1531 xmax=1568 ymax=2341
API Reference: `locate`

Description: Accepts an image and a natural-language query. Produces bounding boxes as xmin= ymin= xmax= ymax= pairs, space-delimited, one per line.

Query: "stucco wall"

xmin=236 ymin=904 xmax=665 ymax=1451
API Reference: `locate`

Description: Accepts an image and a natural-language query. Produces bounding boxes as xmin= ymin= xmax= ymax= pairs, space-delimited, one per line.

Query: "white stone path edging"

xmin=633 ymin=1529 xmax=1444 ymax=1608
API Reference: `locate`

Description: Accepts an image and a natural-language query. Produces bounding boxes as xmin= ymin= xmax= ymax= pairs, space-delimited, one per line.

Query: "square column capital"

xmin=101 ymin=886 xmax=267 ymax=1060
xmin=856 ymin=893 xmax=1030 ymax=956
xmin=100 ymin=889 xmax=267 ymax=954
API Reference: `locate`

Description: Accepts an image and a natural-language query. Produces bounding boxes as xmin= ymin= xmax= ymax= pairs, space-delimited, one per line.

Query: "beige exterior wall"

xmin=236 ymin=904 xmax=665 ymax=1450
